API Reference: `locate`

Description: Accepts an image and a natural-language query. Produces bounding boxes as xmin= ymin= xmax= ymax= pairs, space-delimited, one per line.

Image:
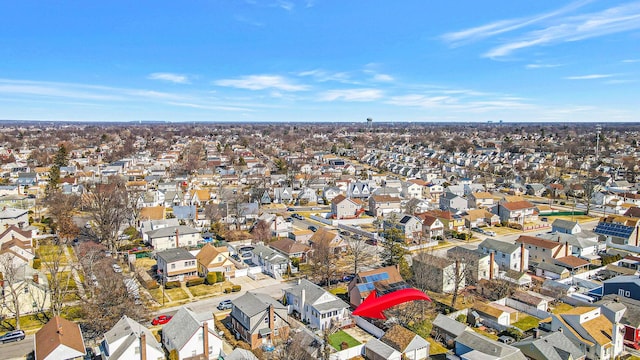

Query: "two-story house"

xmin=417 ymin=213 xmax=444 ymax=241
xmin=250 ymin=244 xmax=291 ymax=279
xmin=230 ymin=292 xmax=290 ymax=349
xmin=369 ymin=195 xmax=402 ymax=217
xmin=195 ymin=244 xmax=236 ymax=279
xmin=593 ymin=215 xmax=640 ymax=253
xmin=284 ymin=279 xmax=351 ymax=330
xmin=145 ymin=225 xmax=201 ymax=251
xmin=156 ymin=248 xmax=198 ymax=283
xmin=385 ymin=214 xmax=422 ymax=242
xmin=100 ymin=315 xmax=164 ymax=360
xmin=468 ymin=192 xmax=495 ymax=209
xmin=497 ymin=200 xmax=537 ymax=225
xmin=439 ymin=192 xmax=468 ymax=213
xmin=478 ymin=238 xmax=528 ymax=272
xmin=330 ymin=195 xmax=364 ymax=219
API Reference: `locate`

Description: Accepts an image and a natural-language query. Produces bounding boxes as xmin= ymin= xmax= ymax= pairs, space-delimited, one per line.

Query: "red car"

xmin=151 ymin=315 xmax=172 ymax=326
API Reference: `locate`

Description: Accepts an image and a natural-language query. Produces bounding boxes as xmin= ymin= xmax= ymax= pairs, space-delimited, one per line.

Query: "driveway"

xmin=230 ymin=275 xmax=281 ymax=292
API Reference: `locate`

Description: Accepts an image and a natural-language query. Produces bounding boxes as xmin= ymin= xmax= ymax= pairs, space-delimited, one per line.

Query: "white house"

xmin=162 ymin=307 xmax=223 ymax=360
xmin=145 ymin=225 xmax=201 ymax=250
xmin=284 ymin=279 xmax=351 ymax=331
xmin=100 ymin=315 xmax=164 ymax=360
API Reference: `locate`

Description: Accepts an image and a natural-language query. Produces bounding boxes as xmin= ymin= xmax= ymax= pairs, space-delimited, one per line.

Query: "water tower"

xmin=366 ymin=117 xmax=373 ymax=130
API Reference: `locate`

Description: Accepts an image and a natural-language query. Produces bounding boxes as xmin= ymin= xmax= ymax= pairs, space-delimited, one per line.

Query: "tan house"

xmin=196 ymin=244 xmax=236 ymax=279
xmin=369 ymin=195 xmax=402 ymax=217
xmin=468 ymin=191 xmax=495 ymax=209
xmin=330 ymin=194 xmax=364 ymax=219
xmin=156 ymin=248 xmax=198 ymax=283
xmin=464 ymin=209 xmax=500 ymax=228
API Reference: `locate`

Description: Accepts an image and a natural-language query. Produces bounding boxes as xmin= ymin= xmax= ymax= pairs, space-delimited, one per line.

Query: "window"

xmin=24 ymin=287 xmax=29 ymax=293
xmin=626 ymin=290 xmax=631 ymax=297
xmin=265 ymin=317 xmax=269 ymax=323
xmin=135 ymin=347 xmax=140 ymax=354
xmin=171 ymin=263 xmax=176 ymax=269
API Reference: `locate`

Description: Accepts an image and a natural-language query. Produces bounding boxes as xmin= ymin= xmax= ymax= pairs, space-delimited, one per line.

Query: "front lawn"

xmin=165 ymin=287 xmax=189 ymax=301
xmin=188 ymin=283 xmax=222 ymax=297
xmin=328 ymin=330 xmax=360 ymax=350
xmin=512 ymin=316 xmax=540 ymax=331
xmin=148 ymin=288 xmax=170 ymax=304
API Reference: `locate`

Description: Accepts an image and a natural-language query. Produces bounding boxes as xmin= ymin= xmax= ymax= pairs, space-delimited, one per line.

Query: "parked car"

xmin=292 ymin=214 xmax=304 ymax=220
xmin=285 ymin=217 xmax=293 ymax=222
xmin=151 ymin=315 xmax=172 ymax=326
xmin=0 ymin=330 xmax=25 ymax=344
xmin=471 ymin=227 xmax=485 ymax=234
xmin=485 ymin=230 xmax=497 ymax=236
xmin=308 ymin=225 xmax=318 ymax=232
xmin=217 ymin=299 xmax=233 ymax=310
xmin=112 ymin=264 xmax=122 ymax=273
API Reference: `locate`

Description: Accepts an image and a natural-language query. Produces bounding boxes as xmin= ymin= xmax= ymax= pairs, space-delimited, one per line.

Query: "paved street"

xmin=0 ymin=334 xmax=34 ymax=360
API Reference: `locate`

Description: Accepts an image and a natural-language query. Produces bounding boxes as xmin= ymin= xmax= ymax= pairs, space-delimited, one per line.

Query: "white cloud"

xmin=525 ymin=63 xmax=562 ymax=69
xmin=319 ymin=88 xmax=383 ymax=102
xmin=214 ymin=75 xmax=309 ymax=91
xmin=297 ymin=69 xmax=354 ymax=83
xmin=168 ymin=102 xmax=252 ymax=112
xmin=386 ymin=94 xmax=456 ymax=107
xmin=441 ymin=0 xmax=591 ymax=45
xmin=564 ymin=74 xmax=615 ymax=80
xmin=273 ymin=0 xmax=294 ymax=11
xmin=372 ymin=73 xmax=394 ymax=82
xmin=148 ymin=72 xmax=190 ymax=84
xmin=622 ymin=59 xmax=640 ymax=63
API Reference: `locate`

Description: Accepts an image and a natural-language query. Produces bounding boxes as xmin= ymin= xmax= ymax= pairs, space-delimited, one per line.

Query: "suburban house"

xmin=0 ymin=264 xmax=50 ymax=317
xmin=593 ymin=215 xmax=640 ymax=253
xmin=463 ymin=208 xmax=500 ymax=228
xmin=416 ymin=213 xmax=444 ymax=241
xmin=471 ymin=302 xmax=511 ymax=330
xmin=385 ymin=214 xmax=422 ymax=241
xmin=427 ymin=209 xmax=466 ymax=232
xmin=412 ymin=253 xmax=463 ymax=294
xmin=34 ymin=316 xmax=86 ymax=360
xmin=602 ymin=275 xmax=640 ymax=301
xmin=369 ymin=195 xmax=402 ymax=217
xmin=162 ymin=307 xmax=223 ymax=360
xmin=550 ymin=306 xmax=624 ymax=360
xmin=0 ymin=225 xmax=35 ymax=266
xmin=347 ymin=266 xmax=406 ymax=307
xmin=195 ymin=244 xmax=236 ymax=279
xmin=447 ymin=246 xmax=498 ymax=285
xmin=468 ymin=191 xmax=495 ymax=209
xmin=0 ymin=207 xmax=29 ymax=229
xmin=250 ymin=244 xmax=291 ymax=279
xmin=552 ymin=219 xmax=581 ymax=234
xmin=598 ymin=294 xmax=640 ymax=350
xmin=284 ymin=279 xmax=351 ymax=330
xmin=330 ymin=195 xmax=364 ymax=219
xmin=513 ymin=330 xmax=585 ymax=360
xmin=100 ymin=315 xmax=164 ymax=360
xmin=454 ymin=330 xmax=526 ymax=360
xmin=377 ymin=325 xmax=429 ymax=360
xmin=401 ymin=181 xmax=423 ymax=199
xmin=230 ymin=292 xmax=290 ymax=349
xmin=497 ymin=200 xmax=537 ymax=225
xmin=478 ymin=238 xmax=529 ymax=272
xmin=145 ymin=225 xmax=201 ymax=251
xmin=535 ymin=261 xmax=570 ymax=280
xmin=156 ymin=248 xmax=198 ymax=283
xmin=309 ymin=228 xmax=348 ymax=254
xmin=268 ymin=238 xmax=311 ymax=264
xmin=273 ymin=187 xmax=294 ymax=204
xmin=347 ymin=181 xmax=371 ymax=199
xmin=439 ymin=192 xmax=468 ymax=213
xmin=515 ymin=235 xmax=571 ymax=266
xmin=537 ymin=232 xmax=601 ymax=263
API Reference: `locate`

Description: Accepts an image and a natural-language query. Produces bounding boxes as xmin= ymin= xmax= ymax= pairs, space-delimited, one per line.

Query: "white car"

xmin=112 ymin=264 xmax=123 ymax=273
xmin=485 ymin=230 xmax=497 ymax=236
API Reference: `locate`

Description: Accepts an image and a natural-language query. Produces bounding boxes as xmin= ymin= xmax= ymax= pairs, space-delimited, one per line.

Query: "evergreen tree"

xmin=47 ymin=144 xmax=69 ymax=193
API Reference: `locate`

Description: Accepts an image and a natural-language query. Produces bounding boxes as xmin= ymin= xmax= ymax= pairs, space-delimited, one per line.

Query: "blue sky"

xmin=0 ymin=0 xmax=639 ymax=123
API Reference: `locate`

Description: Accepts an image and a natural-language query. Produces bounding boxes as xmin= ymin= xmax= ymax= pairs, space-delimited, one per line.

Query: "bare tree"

xmin=344 ymin=235 xmax=374 ymax=275
xmin=0 ymin=255 xmax=24 ymax=329
xmin=45 ymin=192 xmax=80 ymax=242
xmin=413 ymin=251 xmax=469 ymax=307
xmin=39 ymin=243 xmax=76 ymax=317
xmin=85 ymin=178 xmax=129 ymax=252
xmin=309 ymin=236 xmax=339 ymax=287
xmin=76 ymin=242 xmax=107 ymax=298
xmin=251 ymin=219 xmax=272 ymax=243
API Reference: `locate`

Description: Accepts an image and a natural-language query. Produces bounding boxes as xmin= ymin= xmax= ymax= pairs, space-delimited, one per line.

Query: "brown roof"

xmin=471 ymin=191 xmax=494 ymax=199
xmin=331 ymin=194 xmax=347 ymax=205
xmin=370 ymin=195 xmax=401 ymax=203
xmin=0 ymin=225 xmax=33 ymax=241
xmin=473 ymin=302 xmax=505 ymax=319
xmin=511 ymin=291 xmax=544 ymax=306
xmin=555 ymin=256 xmax=590 ymax=269
xmin=139 ymin=206 xmax=166 ymax=221
xmin=381 ymin=325 xmax=417 ymax=352
xmin=502 ymin=200 xmax=535 ymax=211
xmin=268 ymin=238 xmax=310 ymax=255
xmin=408 ymin=179 xmax=428 ymax=186
xmin=357 ymin=265 xmax=404 ymax=284
xmin=516 ymin=235 xmax=560 ymax=250
xmin=625 ymin=206 xmax=640 ymax=218
xmin=35 ymin=316 xmax=85 ymax=360
xmin=416 ymin=213 xmax=439 ymax=227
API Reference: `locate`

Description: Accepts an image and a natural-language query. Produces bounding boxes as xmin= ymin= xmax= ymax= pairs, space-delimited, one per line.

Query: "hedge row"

xmin=164 ymin=281 xmax=181 ymax=289
xmin=186 ymin=278 xmax=205 ymax=287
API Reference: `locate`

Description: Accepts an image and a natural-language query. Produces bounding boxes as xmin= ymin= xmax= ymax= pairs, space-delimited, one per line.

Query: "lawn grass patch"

xmin=188 ymin=284 xmax=221 ymax=297
xmin=328 ymin=330 xmax=360 ymax=350
xmin=428 ymin=338 xmax=448 ymax=355
xmin=512 ymin=316 xmax=539 ymax=331
xmin=473 ymin=327 xmax=499 ymax=340
xmin=148 ymin=288 xmax=170 ymax=304
xmin=329 ymin=286 xmax=347 ymax=296
xmin=551 ymin=302 xmax=574 ymax=314
xmin=165 ymin=287 xmax=189 ymax=301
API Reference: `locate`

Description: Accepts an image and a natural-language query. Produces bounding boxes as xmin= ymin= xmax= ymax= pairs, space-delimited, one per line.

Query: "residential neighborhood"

xmin=1 ymin=122 xmax=640 ymax=360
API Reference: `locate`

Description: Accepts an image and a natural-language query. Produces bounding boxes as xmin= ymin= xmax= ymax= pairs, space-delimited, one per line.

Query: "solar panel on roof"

xmin=357 ymin=283 xmax=375 ymax=292
xmin=363 ymin=272 xmax=390 ymax=283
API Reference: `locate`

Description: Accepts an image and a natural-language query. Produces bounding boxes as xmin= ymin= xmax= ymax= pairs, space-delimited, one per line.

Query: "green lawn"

xmin=328 ymin=330 xmax=360 ymax=350
xmin=512 ymin=315 xmax=540 ymax=331
xmin=428 ymin=338 xmax=448 ymax=355
xmin=37 ymin=244 xmax=68 ymax=264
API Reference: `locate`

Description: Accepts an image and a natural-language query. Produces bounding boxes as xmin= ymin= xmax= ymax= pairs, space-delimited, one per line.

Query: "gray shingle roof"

xmin=365 ymin=338 xmax=400 ymax=359
xmin=162 ymin=307 xmax=215 ymax=352
xmin=102 ymin=315 xmax=163 ymax=360
xmin=432 ymin=313 xmax=468 ymax=337
xmin=513 ymin=331 xmax=584 ymax=360
xmin=156 ymin=248 xmax=196 ymax=263
xmin=455 ymin=330 xmax=526 ymax=360
xmin=146 ymin=225 xmax=200 ymax=238
xmin=479 ymin=238 xmax=520 ymax=254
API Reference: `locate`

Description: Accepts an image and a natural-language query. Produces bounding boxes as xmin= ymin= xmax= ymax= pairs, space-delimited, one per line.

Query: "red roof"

xmin=502 ymin=200 xmax=535 ymax=211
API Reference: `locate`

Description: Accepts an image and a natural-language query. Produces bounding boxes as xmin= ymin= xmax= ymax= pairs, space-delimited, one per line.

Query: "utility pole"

xmin=596 ymin=125 xmax=602 ymax=160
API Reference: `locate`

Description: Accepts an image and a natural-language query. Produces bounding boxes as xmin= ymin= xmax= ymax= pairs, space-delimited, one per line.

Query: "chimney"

xmin=301 ymin=289 xmax=306 ymax=316
xmin=268 ymin=304 xmax=275 ymax=339
xmin=565 ymin=241 xmax=569 ymax=257
xmin=203 ymin=322 xmax=209 ymax=359
xmin=175 ymin=229 xmax=179 ymax=248
xmin=140 ymin=333 xmax=147 ymax=360
xmin=33 ymin=273 xmax=38 ymax=284
xmin=534 ymin=328 xmax=540 ymax=339
xmin=520 ymin=242 xmax=525 ymax=272
xmin=489 ymin=252 xmax=495 ymax=280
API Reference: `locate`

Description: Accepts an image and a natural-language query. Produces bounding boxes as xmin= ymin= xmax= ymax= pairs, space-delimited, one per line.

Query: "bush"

xmin=32 ymin=258 xmax=41 ymax=269
xmin=224 ymin=288 xmax=232 ymax=294
xmin=500 ymin=327 xmax=523 ymax=341
xmin=231 ymin=285 xmax=241 ymax=292
xmin=205 ymin=273 xmax=217 ymax=285
xmin=456 ymin=314 xmax=467 ymax=324
xmin=164 ymin=281 xmax=180 ymax=289
xmin=186 ymin=278 xmax=205 ymax=287
xmin=215 ymin=271 xmax=225 ymax=283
